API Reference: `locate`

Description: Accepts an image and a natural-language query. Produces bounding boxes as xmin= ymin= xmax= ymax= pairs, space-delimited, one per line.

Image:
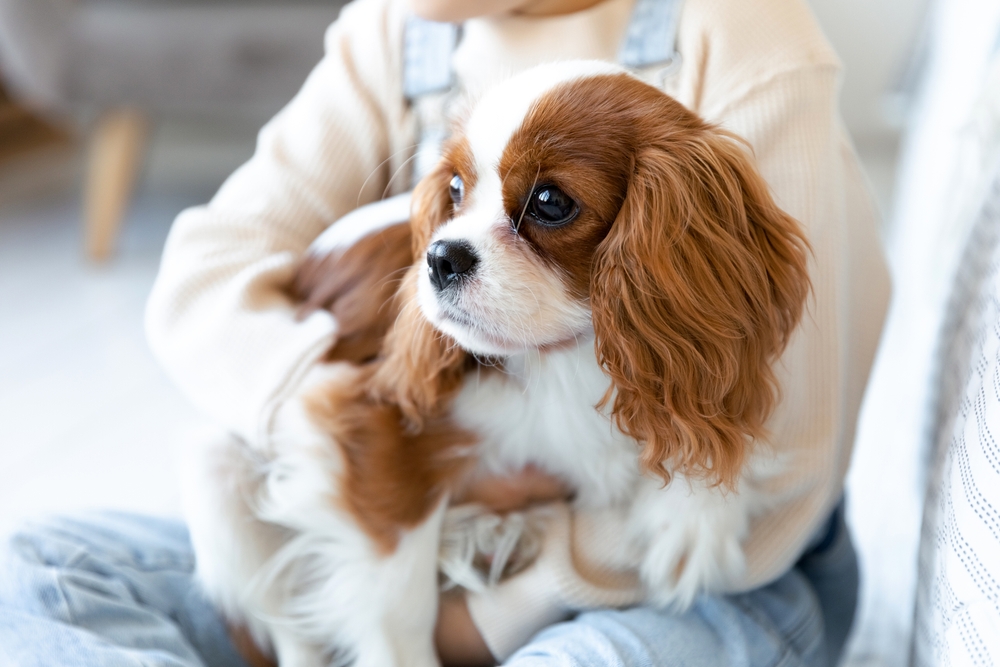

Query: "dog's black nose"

xmin=427 ymin=240 xmax=478 ymax=291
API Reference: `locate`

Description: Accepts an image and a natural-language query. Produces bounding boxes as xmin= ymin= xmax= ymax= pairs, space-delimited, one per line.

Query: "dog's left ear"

xmin=591 ymin=124 xmax=811 ymax=489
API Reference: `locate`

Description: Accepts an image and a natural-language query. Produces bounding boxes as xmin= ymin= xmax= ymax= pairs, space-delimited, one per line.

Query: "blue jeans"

xmin=0 ymin=509 xmax=856 ymax=667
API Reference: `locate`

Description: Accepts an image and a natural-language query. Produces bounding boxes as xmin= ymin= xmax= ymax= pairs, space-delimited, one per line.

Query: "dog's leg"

xmin=180 ymin=430 xmax=324 ymax=665
xmin=183 ymin=361 xmax=449 ymax=667
xmin=350 ymin=501 xmax=447 ymax=667
xmin=253 ymin=385 xmax=445 ymax=667
xmin=256 ymin=486 xmax=447 ymax=667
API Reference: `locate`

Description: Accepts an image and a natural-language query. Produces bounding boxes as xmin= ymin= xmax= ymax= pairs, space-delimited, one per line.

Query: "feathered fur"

xmin=182 ymin=61 xmax=811 ymax=667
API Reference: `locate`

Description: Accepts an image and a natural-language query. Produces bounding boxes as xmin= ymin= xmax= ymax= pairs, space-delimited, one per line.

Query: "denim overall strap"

xmin=404 ymin=16 xmax=460 ymax=187
xmin=617 ymin=0 xmax=683 ymax=70
xmin=403 ymin=17 xmax=459 ymax=100
xmin=619 ymin=0 xmax=684 ymax=91
xmin=403 ymin=0 xmax=685 ymax=186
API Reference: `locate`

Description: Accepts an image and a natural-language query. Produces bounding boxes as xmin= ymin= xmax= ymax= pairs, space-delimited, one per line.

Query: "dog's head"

xmin=386 ymin=61 xmax=810 ymax=486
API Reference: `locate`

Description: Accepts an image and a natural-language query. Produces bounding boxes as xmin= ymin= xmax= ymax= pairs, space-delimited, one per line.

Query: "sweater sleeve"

xmin=467 ymin=63 xmax=889 ymax=661
xmin=145 ymin=0 xmax=411 ymax=445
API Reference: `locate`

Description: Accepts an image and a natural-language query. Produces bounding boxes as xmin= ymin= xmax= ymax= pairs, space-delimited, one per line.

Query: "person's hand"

xmin=436 ymin=592 xmax=495 ymax=667
xmin=436 ymin=465 xmax=571 ymax=666
xmin=452 ymin=464 xmax=573 ymax=512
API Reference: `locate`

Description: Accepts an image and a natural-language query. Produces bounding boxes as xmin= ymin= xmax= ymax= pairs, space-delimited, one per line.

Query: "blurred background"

xmin=1 ymin=0 xmax=995 ymax=665
xmin=0 ymin=0 xmax=349 ymax=535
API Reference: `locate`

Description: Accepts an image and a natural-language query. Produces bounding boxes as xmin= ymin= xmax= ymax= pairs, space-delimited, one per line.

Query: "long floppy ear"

xmin=409 ymin=159 xmax=456 ymax=258
xmin=591 ymin=126 xmax=811 ymax=489
xmin=371 ymin=161 xmax=468 ymax=425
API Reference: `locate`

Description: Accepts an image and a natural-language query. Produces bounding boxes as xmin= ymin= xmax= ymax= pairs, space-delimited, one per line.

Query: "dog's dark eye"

xmin=449 ymin=174 xmax=464 ymax=205
xmin=528 ymin=185 xmax=578 ymax=226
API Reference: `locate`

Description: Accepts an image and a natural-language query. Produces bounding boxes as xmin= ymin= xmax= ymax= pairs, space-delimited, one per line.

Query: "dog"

xmin=181 ymin=60 xmax=811 ymax=667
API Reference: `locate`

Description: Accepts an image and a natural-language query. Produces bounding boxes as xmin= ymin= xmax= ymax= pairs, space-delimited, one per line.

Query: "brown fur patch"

xmin=499 ymin=79 xmax=637 ymax=298
xmin=291 ymin=222 xmax=413 ymax=363
xmin=304 ymin=370 xmax=474 ymax=552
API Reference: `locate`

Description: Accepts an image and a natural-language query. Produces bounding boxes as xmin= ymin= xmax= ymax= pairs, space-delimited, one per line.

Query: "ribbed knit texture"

xmin=145 ymin=0 xmax=890 ymax=659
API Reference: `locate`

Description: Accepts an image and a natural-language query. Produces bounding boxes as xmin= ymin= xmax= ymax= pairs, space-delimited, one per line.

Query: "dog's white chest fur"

xmin=451 ymin=339 xmax=641 ymax=507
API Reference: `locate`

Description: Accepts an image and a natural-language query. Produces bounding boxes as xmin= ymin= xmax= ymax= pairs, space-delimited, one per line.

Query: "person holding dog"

xmin=0 ymin=0 xmax=888 ymax=665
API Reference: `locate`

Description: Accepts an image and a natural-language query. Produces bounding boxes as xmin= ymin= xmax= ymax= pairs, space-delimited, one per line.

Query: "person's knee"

xmin=503 ymin=615 xmax=633 ymax=667
xmin=504 ymin=584 xmax=829 ymax=667
xmin=5 ymin=513 xmax=193 ymax=573
xmin=2 ymin=518 xmax=76 ymax=570
xmin=745 ymin=570 xmax=826 ymax=659
xmin=504 ymin=607 xmax=721 ymax=667
xmin=0 ymin=519 xmax=81 ymax=619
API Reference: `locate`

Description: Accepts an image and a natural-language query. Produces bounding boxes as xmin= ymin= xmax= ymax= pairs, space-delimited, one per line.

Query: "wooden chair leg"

xmin=84 ymin=108 xmax=148 ymax=262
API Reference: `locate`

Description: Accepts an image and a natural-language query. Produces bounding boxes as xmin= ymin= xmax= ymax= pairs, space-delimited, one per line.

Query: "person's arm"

xmin=145 ymin=0 xmax=412 ymax=447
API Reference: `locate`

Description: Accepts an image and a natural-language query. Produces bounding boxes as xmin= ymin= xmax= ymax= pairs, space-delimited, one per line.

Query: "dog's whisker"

xmin=356 ymin=143 xmax=420 ymax=208
xmin=498 ymin=148 xmax=537 ymax=234
xmin=513 ymin=164 xmax=541 ymax=236
xmin=381 ymin=152 xmax=422 ymax=201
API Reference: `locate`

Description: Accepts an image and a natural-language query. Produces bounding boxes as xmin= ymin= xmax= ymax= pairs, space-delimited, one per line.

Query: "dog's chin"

xmin=416 ymin=276 xmax=591 ymax=357
xmin=416 ymin=302 xmax=519 ymax=357
xmin=434 ymin=316 xmax=524 ymax=357
xmin=423 ymin=302 xmax=594 ymax=358
xmin=417 ymin=296 xmax=533 ymax=358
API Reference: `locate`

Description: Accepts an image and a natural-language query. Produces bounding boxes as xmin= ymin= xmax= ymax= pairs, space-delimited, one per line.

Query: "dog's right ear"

xmin=410 ymin=159 xmax=457 ymax=258
xmin=372 ymin=160 xmax=468 ymax=425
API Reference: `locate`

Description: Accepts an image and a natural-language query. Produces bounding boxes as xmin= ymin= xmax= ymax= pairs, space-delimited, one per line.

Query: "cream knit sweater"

xmin=146 ymin=0 xmax=890 ymax=658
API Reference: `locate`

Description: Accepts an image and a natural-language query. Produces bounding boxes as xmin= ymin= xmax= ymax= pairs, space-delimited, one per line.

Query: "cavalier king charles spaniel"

xmin=182 ymin=60 xmax=811 ymax=667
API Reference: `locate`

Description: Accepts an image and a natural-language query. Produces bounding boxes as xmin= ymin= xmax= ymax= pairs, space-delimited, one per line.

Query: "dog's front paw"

xmin=438 ymin=505 xmax=546 ymax=592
